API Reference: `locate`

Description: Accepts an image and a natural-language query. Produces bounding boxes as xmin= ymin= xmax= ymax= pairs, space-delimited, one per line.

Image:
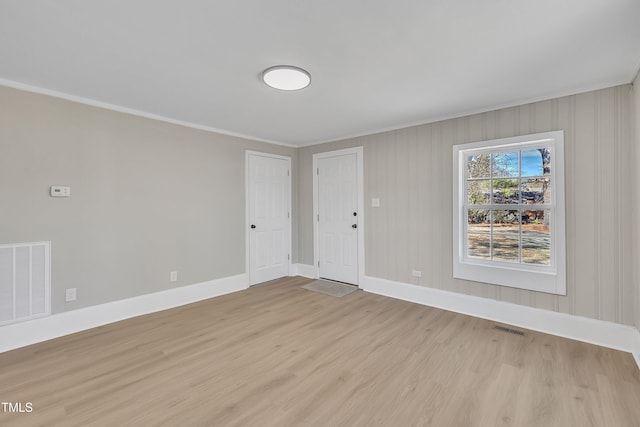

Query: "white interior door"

xmin=248 ymin=153 xmax=290 ymax=285
xmin=318 ymin=153 xmax=359 ymax=284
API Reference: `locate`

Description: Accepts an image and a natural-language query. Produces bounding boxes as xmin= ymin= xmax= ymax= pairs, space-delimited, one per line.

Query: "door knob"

xmin=250 ymin=224 xmax=256 ymax=229
xmin=352 ymin=224 xmax=357 ymax=229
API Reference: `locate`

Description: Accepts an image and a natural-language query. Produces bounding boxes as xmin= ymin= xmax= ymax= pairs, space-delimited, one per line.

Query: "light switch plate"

xmin=371 ymin=198 xmax=380 ymax=207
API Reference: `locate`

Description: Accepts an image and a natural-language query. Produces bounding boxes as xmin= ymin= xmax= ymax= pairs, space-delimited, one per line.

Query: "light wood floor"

xmin=1 ymin=276 xmax=639 ymax=426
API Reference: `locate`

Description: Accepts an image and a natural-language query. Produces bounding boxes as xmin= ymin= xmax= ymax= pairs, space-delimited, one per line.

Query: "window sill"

xmin=453 ymin=259 xmax=566 ymax=295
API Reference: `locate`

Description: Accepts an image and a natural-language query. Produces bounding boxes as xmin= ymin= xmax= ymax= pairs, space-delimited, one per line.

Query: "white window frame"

xmin=452 ymin=131 xmax=566 ymax=295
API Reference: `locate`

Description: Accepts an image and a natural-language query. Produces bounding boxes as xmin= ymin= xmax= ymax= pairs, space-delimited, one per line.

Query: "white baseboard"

xmin=4 ymin=271 xmax=638 ymax=371
xmin=361 ymin=275 xmax=640 ymax=370
xmin=634 ymin=332 xmax=640 ymax=370
xmin=0 ymin=273 xmax=248 ymax=354
xmin=290 ymin=263 xmax=317 ymax=279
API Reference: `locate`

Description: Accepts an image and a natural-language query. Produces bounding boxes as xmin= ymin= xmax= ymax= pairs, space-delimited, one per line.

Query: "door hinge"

xmin=288 ymin=169 xmax=290 ymax=177
xmin=288 ymin=254 xmax=290 ymax=260
xmin=317 ymin=214 xmax=319 ymax=221
xmin=288 ymin=212 xmax=290 ymax=219
xmin=318 ymin=261 xmax=320 ymax=267
xmin=317 ymin=167 xmax=319 ymax=175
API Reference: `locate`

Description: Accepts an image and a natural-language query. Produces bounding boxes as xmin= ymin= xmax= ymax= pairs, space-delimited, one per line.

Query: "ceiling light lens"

xmin=263 ymin=66 xmax=311 ymax=91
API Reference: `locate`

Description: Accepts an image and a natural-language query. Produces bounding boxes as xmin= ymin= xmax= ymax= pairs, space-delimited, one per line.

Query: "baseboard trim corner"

xmin=0 ymin=273 xmax=249 ymax=354
xmin=290 ymin=263 xmax=317 ymax=279
xmin=361 ymin=275 xmax=640 ymax=370
xmin=633 ymin=329 xmax=640 ymax=370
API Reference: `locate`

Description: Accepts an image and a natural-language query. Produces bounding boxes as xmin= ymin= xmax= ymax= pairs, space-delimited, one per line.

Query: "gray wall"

xmin=0 ymin=85 xmax=296 ymax=314
xmin=2 ymin=81 xmax=636 ymax=327
xmin=298 ymin=85 xmax=635 ymax=326
xmin=633 ymin=72 xmax=640 ymax=331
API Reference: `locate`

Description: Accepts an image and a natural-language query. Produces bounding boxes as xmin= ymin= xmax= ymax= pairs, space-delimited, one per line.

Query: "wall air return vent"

xmin=0 ymin=242 xmax=51 ymax=326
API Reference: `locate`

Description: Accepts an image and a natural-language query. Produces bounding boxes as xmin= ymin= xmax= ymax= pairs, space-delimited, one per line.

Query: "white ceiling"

xmin=1 ymin=1 xmax=639 ymax=147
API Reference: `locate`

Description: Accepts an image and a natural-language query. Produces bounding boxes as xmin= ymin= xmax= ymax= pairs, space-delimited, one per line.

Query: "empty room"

xmin=1 ymin=1 xmax=640 ymax=426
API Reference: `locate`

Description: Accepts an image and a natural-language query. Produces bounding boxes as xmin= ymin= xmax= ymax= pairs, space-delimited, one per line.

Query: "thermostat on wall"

xmin=50 ymin=186 xmax=71 ymax=197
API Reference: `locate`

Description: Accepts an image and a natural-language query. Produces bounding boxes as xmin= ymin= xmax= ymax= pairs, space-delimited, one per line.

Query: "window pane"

xmin=492 ymin=210 xmax=519 ymax=235
xmin=522 ymin=210 xmax=550 ymax=237
xmin=541 ymin=148 xmax=551 ymax=176
xmin=492 ymin=151 xmax=518 ymax=178
xmin=467 ymin=154 xmax=491 ymax=179
xmin=492 ymin=179 xmax=519 ymax=204
xmin=521 ymin=148 xmax=544 ymax=176
xmin=467 ymin=180 xmax=490 ymax=204
xmin=468 ymin=209 xmax=490 ymax=233
xmin=522 ymin=237 xmax=551 ymax=265
xmin=492 ymin=235 xmax=519 ymax=263
xmin=521 ymin=177 xmax=551 ymax=204
xmin=468 ymin=234 xmax=490 ymax=259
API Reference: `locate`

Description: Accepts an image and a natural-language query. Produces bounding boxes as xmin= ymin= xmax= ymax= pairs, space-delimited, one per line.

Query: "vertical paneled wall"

xmin=298 ymin=84 xmax=635 ymax=326
xmin=633 ymin=73 xmax=640 ymax=331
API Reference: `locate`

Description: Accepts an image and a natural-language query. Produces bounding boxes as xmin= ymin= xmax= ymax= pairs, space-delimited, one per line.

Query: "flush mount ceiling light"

xmin=262 ymin=65 xmax=311 ymax=91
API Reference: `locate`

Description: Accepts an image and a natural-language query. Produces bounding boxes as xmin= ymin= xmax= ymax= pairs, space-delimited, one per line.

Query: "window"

xmin=453 ymin=131 xmax=566 ymax=295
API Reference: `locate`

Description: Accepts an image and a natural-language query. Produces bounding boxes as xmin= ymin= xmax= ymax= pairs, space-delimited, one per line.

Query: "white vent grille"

xmin=0 ymin=242 xmax=51 ymax=326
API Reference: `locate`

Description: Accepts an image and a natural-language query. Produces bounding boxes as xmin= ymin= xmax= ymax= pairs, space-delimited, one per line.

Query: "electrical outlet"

xmin=65 ymin=288 xmax=77 ymax=302
xmin=411 ymin=270 xmax=422 ymax=278
xmin=170 ymin=271 xmax=178 ymax=282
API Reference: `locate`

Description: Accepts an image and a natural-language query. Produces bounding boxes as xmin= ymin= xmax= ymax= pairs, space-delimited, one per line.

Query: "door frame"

xmin=245 ymin=150 xmax=292 ymax=286
xmin=312 ymin=146 xmax=365 ymax=286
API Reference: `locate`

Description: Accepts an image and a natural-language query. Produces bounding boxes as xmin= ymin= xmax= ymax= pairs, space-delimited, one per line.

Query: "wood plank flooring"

xmin=1 ymin=276 xmax=639 ymax=426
